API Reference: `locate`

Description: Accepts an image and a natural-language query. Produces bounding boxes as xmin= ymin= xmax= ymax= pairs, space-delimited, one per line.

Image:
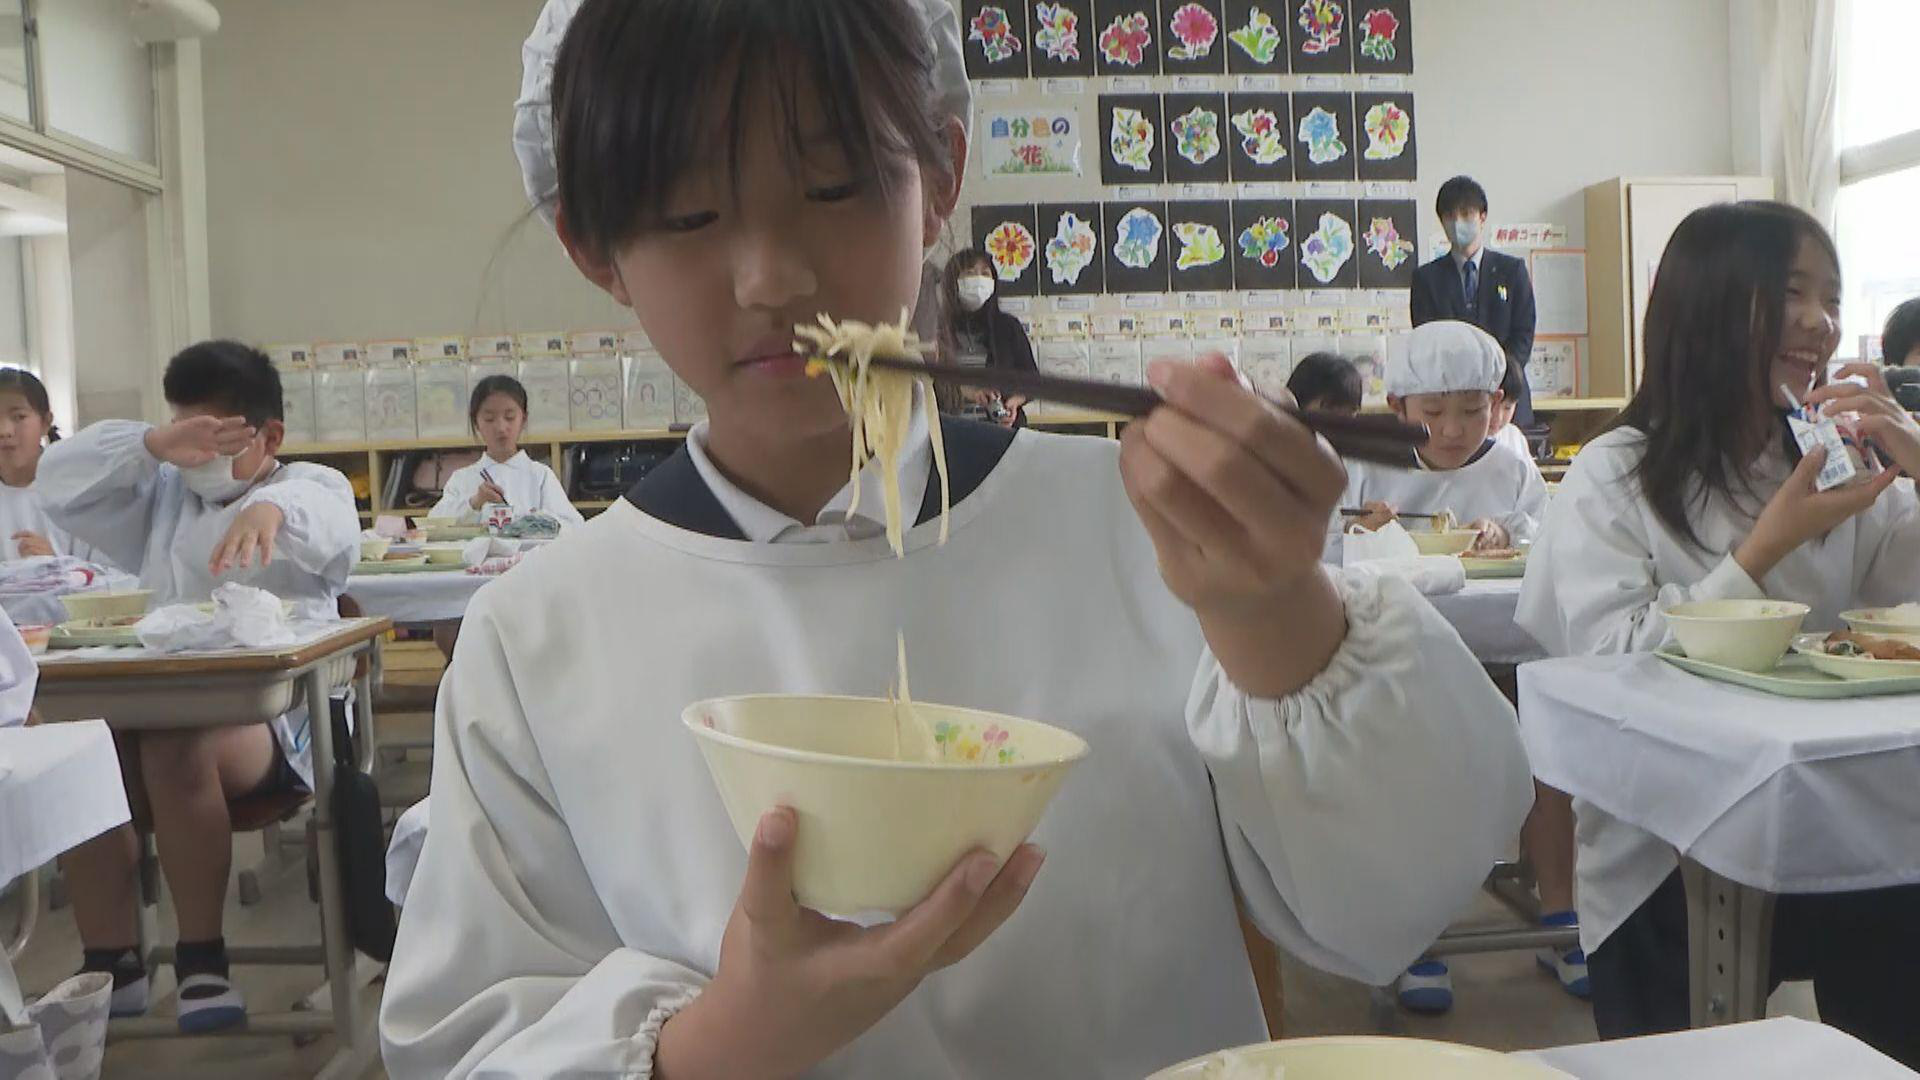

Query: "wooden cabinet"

xmin=1585 ymin=176 xmax=1775 ymax=395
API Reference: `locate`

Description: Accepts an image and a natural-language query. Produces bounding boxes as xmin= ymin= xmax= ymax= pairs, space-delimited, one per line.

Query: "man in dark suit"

xmin=1411 ymin=176 xmax=1539 ymax=425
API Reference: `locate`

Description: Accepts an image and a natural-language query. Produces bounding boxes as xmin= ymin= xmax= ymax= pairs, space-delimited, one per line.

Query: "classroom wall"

xmin=199 ymin=0 xmax=627 ymax=348
xmin=199 ymin=0 xmax=1735 ymax=346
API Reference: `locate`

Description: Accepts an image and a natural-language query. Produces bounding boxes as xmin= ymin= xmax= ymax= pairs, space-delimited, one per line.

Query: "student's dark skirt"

xmin=1589 ymin=869 xmax=1920 ymax=1067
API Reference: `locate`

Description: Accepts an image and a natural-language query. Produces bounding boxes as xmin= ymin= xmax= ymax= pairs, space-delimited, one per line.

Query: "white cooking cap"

xmin=512 ymin=0 xmax=972 ymax=228
xmin=1387 ymin=320 xmax=1507 ymax=397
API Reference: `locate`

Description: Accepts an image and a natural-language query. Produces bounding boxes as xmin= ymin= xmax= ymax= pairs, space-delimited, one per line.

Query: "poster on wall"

xmin=1098 ymin=93 xmax=1166 ymax=184
xmin=1159 ymin=0 xmax=1227 ymax=75
xmin=1289 ymin=0 xmax=1353 ymax=74
xmin=1037 ymin=202 xmax=1107 ymax=295
xmin=971 ymin=204 xmax=1041 ymax=298
xmin=1349 ymin=0 xmax=1412 ymax=74
xmin=1295 ymin=198 xmax=1359 ymax=288
xmin=963 ymin=3 xmax=1030 ymax=78
xmin=1355 ymin=198 xmax=1417 ymax=288
xmin=1222 ymin=0 xmax=1290 ymax=73
xmin=1029 ymin=1 xmax=1096 ymax=76
xmin=1162 ymin=93 xmax=1230 ymax=184
xmin=980 ymin=109 xmax=1084 ymax=177
xmin=1290 ymin=91 xmax=1355 ymax=182
xmin=1353 ymin=92 xmax=1416 ymax=181
xmin=1225 ymin=91 xmax=1293 ymax=182
xmin=1101 ymin=200 xmax=1171 ymax=293
xmin=1230 ymin=198 xmax=1297 ymax=290
xmin=1093 ymin=0 xmax=1162 ymax=75
xmin=1167 ymin=200 xmax=1235 ymax=292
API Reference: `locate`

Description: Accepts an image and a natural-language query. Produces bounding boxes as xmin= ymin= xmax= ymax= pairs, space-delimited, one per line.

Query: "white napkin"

xmin=459 ymin=536 xmax=523 ymax=566
xmin=135 ymin=583 xmax=298 ymax=653
xmin=1341 ymin=522 xmax=1466 ymax=596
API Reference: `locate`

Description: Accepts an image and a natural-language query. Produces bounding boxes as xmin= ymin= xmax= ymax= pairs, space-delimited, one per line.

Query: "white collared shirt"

xmin=1450 ymin=246 xmax=1485 ymax=277
xmin=684 ymin=388 xmax=933 ymax=544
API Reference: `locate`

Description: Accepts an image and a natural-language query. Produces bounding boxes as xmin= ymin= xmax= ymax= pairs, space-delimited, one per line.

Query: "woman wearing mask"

xmin=938 ymin=248 xmax=1037 ymax=427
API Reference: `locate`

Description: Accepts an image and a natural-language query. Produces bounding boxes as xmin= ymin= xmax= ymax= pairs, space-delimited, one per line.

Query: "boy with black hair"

xmin=40 ymin=338 xmax=360 ymax=1032
xmin=1411 ymin=175 xmax=1539 ymax=426
xmin=1285 ymin=351 xmax=1364 ymax=415
xmin=1883 ymin=297 xmax=1920 ymax=367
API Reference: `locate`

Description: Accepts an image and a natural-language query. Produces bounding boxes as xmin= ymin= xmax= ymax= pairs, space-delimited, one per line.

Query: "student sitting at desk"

xmin=38 ymin=340 xmax=361 ymax=1032
xmin=0 ymin=368 xmax=103 ymax=564
xmin=429 ymin=375 xmax=584 ymax=528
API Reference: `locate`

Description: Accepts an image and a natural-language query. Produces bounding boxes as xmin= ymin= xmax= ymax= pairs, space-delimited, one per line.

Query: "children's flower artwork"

xmin=1362 ymin=101 xmax=1410 ymax=159
xmin=985 ymin=221 xmax=1036 ymax=281
xmin=1295 ymin=0 xmax=1344 ymax=55
xmin=1170 ymin=105 xmax=1221 ymax=165
xmin=1174 ymin=222 xmax=1226 ymax=270
xmin=1301 ymin=212 xmax=1354 ymax=283
xmin=1099 ymin=11 xmax=1152 ymax=66
xmin=1358 ymin=7 xmax=1400 ymax=62
xmin=1109 ymin=106 xmax=1155 ymax=171
xmin=1231 ymin=108 xmax=1287 ymax=164
xmin=970 ymin=6 xmax=1024 ymax=63
xmin=1045 ymin=210 xmax=1099 ymax=285
xmin=1166 ymin=3 xmax=1219 ymax=61
xmin=1114 ymin=207 xmax=1163 ymax=269
xmin=1362 ymin=216 xmax=1413 ymax=269
xmin=1033 ymin=2 xmax=1081 ymax=61
xmin=1228 ymin=6 xmax=1282 ymax=64
xmin=1297 ymin=106 xmax=1346 ymax=164
xmin=1238 ymin=215 xmax=1292 ymax=267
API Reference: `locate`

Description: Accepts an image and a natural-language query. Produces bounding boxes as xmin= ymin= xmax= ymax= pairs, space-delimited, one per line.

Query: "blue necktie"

xmin=1462 ymin=259 xmax=1478 ymax=309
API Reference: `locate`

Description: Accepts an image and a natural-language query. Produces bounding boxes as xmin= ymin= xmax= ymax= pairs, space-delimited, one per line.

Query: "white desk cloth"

xmin=1518 ymin=653 xmax=1920 ymax=894
xmin=0 ymin=721 xmax=128 ymax=887
xmin=346 ymin=571 xmax=490 ymax=625
xmin=33 ymin=617 xmax=350 ymax=666
xmin=1522 ymin=1017 xmax=1916 ymax=1079
xmin=1429 ymin=579 xmax=1545 ymax=665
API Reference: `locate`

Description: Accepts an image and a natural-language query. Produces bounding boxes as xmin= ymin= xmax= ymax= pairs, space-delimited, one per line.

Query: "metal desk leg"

xmin=305 ymin=668 xmax=360 ymax=1050
xmin=354 ymin=643 xmax=378 ymax=778
xmin=1681 ymin=857 xmax=1776 ymax=1026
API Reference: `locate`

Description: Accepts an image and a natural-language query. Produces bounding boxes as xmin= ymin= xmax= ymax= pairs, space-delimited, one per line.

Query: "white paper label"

xmin=1364 ymin=181 xmax=1414 ymax=198
xmin=999 ymin=297 xmax=1032 ymax=314
xmin=1236 ymin=75 xmax=1282 ymax=92
xmin=1123 ymin=294 xmax=1165 ymax=309
xmin=1114 ymin=185 xmax=1156 ymax=200
xmin=1172 ymin=75 xmax=1220 ymax=92
xmin=1305 ymin=181 xmax=1345 ymax=197
xmin=1242 ymin=291 xmax=1282 ymax=307
xmin=1042 ymin=78 xmax=1086 ymax=95
xmin=1309 ymin=290 xmax=1346 ymax=305
xmin=1361 ymin=75 xmax=1406 ymax=90
xmin=1303 ymin=75 xmax=1340 ymax=90
xmin=1174 ymin=183 xmax=1223 ymax=199
xmin=1052 ymin=296 xmax=1093 ymax=311
xmin=1238 ymin=182 xmax=1283 ymax=198
xmin=1184 ymin=292 xmax=1223 ymax=307
xmin=976 ymin=80 xmax=1017 ymax=96
xmin=1110 ymin=76 xmax=1151 ymax=93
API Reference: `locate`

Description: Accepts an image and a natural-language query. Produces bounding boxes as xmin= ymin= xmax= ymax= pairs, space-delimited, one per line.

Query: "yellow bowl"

xmin=1840 ymin=605 xmax=1920 ymax=636
xmin=359 ymin=536 xmax=392 ymax=562
xmin=1409 ymin=530 xmax=1480 ymax=556
xmin=59 ymin=589 xmax=154 ymax=624
xmin=1149 ymin=1036 xmax=1573 ymax=1079
xmin=1663 ymin=599 xmax=1809 ymax=672
xmin=423 ymin=543 xmax=467 ymax=565
xmin=684 ymin=694 xmax=1087 ymax=917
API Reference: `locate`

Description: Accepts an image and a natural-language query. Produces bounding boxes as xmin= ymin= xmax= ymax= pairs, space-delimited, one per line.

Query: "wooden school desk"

xmin=32 ymin=617 xmax=392 ymax=1080
xmin=1518 ymin=653 xmax=1920 ymax=1027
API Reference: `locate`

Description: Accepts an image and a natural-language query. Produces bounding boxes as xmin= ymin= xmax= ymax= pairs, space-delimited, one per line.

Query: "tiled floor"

xmin=5 ymin=662 xmax=1817 ymax=1078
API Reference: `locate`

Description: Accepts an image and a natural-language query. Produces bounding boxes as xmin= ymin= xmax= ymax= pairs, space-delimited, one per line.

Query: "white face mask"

xmin=1450 ymin=216 xmax=1481 ymax=250
xmin=181 ymin=454 xmax=256 ymax=503
xmin=956 ymin=276 xmax=995 ymax=312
